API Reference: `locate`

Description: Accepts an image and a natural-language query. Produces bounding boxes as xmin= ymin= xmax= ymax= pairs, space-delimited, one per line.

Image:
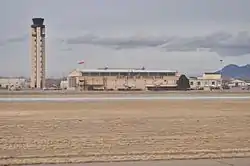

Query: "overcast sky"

xmin=1 ymin=0 xmax=250 ymax=77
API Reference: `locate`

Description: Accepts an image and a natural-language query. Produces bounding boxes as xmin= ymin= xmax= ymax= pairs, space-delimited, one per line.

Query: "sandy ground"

xmin=26 ymin=158 xmax=250 ymax=166
xmin=1 ymin=100 xmax=250 ymax=165
xmin=1 ymin=91 xmax=250 ymax=98
xmin=0 ymin=89 xmax=250 ymax=97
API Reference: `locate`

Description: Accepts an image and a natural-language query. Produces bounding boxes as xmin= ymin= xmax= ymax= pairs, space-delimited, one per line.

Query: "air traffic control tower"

xmin=30 ymin=18 xmax=46 ymax=89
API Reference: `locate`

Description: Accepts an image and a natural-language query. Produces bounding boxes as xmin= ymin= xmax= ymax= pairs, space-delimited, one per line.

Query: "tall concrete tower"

xmin=30 ymin=18 xmax=46 ymax=89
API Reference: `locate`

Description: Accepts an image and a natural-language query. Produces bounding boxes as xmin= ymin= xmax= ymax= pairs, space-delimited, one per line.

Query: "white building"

xmin=189 ymin=73 xmax=222 ymax=90
xmin=60 ymin=80 xmax=68 ymax=90
xmin=228 ymin=79 xmax=246 ymax=87
xmin=0 ymin=78 xmax=26 ymax=90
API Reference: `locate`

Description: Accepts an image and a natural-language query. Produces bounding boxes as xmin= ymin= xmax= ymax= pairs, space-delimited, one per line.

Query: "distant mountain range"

xmin=217 ymin=64 xmax=250 ymax=80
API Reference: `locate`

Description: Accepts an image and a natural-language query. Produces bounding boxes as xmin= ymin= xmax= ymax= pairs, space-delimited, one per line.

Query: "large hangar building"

xmin=66 ymin=68 xmax=180 ymax=91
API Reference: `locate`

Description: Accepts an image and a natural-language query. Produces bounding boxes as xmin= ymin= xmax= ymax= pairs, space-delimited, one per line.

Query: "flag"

xmin=78 ymin=60 xmax=84 ymax=64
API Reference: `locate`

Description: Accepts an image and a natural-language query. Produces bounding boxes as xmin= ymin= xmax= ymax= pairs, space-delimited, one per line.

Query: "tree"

xmin=177 ymin=75 xmax=190 ymax=90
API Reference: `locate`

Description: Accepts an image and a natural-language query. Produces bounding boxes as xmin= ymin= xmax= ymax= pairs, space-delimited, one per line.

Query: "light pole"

xmin=220 ymin=59 xmax=223 ymax=89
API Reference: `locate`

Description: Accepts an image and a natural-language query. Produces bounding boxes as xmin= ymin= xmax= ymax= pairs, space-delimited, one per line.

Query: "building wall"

xmin=202 ymin=73 xmax=221 ymax=80
xmin=60 ymin=80 xmax=68 ymax=89
xmin=228 ymin=80 xmax=247 ymax=87
xmin=190 ymin=79 xmax=221 ymax=89
xmin=0 ymin=78 xmax=26 ymax=89
xmin=189 ymin=73 xmax=222 ymax=90
xmin=67 ymin=70 xmax=179 ymax=91
xmin=30 ymin=18 xmax=46 ymax=89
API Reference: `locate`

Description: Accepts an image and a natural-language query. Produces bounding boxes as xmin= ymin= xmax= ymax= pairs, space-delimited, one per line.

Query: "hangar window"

xmin=110 ymin=72 xmax=119 ymax=76
xmin=190 ymin=81 xmax=193 ymax=85
xmin=90 ymin=72 xmax=99 ymax=76
xmin=167 ymin=72 xmax=176 ymax=76
xmin=120 ymin=72 xmax=128 ymax=76
xmin=100 ymin=72 xmax=109 ymax=76
xmin=140 ymin=72 xmax=148 ymax=77
xmin=149 ymin=72 xmax=159 ymax=76
xmin=82 ymin=72 xmax=90 ymax=76
xmin=131 ymin=72 xmax=139 ymax=76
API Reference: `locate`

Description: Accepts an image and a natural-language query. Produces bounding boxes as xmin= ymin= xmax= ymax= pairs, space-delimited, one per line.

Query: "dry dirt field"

xmin=1 ymin=100 xmax=250 ymax=165
xmin=1 ymin=90 xmax=250 ymax=98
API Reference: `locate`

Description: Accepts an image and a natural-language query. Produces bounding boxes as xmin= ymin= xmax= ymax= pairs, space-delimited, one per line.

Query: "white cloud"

xmin=64 ymin=31 xmax=250 ymax=57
